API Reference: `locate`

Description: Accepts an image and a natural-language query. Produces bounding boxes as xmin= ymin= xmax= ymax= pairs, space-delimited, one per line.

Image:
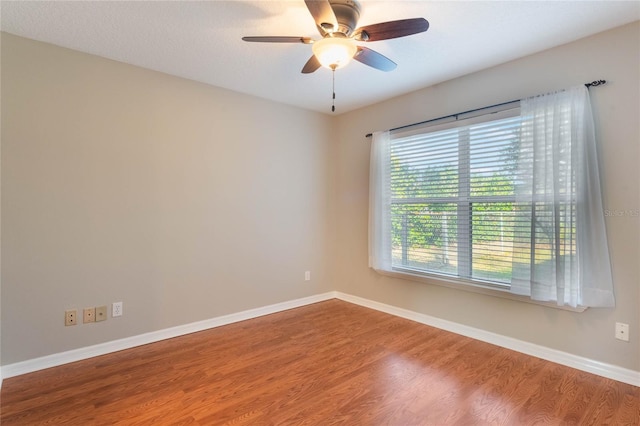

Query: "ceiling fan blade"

xmin=353 ymin=46 xmax=397 ymax=72
xmin=301 ymin=55 xmax=322 ymax=74
xmin=354 ymin=18 xmax=429 ymax=42
xmin=242 ymin=36 xmax=313 ymax=44
xmin=304 ymin=0 xmax=338 ymax=36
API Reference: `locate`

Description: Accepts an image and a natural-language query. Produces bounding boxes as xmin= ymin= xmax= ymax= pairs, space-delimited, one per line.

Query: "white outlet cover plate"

xmin=615 ymin=322 xmax=630 ymax=342
xmin=112 ymin=302 xmax=123 ymax=317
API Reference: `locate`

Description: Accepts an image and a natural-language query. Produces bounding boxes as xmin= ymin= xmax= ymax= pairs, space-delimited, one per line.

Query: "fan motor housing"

xmin=329 ymin=0 xmax=361 ymax=36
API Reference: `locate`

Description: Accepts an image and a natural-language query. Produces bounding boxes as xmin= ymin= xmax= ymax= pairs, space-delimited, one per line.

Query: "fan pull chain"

xmin=331 ymin=65 xmax=336 ymax=113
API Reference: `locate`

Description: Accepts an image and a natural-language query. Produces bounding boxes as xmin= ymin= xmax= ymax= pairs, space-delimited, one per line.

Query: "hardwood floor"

xmin=2 ymin=299 xmax=638 ymax=425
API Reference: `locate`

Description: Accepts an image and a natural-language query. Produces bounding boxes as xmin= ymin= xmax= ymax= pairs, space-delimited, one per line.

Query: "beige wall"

xmin=334 ymin=21 xmax=640 ymax=371
xmin=1 ymin=33 xmax=335 ymax=364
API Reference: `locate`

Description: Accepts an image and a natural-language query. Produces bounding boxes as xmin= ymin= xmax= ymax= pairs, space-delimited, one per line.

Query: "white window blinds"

xmin=388 ymin=109 xmax=521 ymax=287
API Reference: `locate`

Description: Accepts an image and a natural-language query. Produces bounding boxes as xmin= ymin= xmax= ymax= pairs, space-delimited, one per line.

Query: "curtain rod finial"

xmin=585 ymin=79 xmax=606 ymax=88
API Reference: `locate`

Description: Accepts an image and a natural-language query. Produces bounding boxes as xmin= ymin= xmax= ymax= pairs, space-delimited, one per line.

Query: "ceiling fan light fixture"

xmin=312 ymin=37 xmax=357 ymax=70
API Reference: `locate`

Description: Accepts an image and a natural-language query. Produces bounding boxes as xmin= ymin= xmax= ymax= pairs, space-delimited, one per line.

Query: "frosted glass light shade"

xmin=312 ymin=37 xmax=357 ymax=69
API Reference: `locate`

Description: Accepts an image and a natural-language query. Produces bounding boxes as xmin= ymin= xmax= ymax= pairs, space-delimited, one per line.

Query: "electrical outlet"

xmin=112 ymin=301 xmax=123 ymax=317
xmin=65 ymin=309 xmax=77 ymax=326
xmin=305 ymin=271 xmax=311 ymax=281
xmin=96 ymin=305 xmax=107 ymax=322
xmin=83 ymin=307 xmax=96 ymax=323
xmin=615 ymin=322 xmax=630 ymax=342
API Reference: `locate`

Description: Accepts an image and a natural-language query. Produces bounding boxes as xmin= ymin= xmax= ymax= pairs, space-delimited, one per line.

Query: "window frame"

xmin=388 ymin=107 xmax=522 ymax=290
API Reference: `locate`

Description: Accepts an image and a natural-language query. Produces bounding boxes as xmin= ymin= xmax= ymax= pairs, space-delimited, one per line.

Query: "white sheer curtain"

xmin=368 ymin=131 xmax=392 ymax=271
xmin=510 ymin=86 xmax=615 ymax=307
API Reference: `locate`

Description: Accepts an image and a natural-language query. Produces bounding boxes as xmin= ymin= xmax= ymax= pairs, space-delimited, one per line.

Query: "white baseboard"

xmin=334 ymin=292 xmax=640 ymax=387
xmin=1 ymin=292 xmax=336 ymax=380
xmin=3 ymin=291 xmax=638 ymax=387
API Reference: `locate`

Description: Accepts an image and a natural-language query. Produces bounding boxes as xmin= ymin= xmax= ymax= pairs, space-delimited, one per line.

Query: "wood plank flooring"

xmin=2 ymin=299 xmax=638 ymax=425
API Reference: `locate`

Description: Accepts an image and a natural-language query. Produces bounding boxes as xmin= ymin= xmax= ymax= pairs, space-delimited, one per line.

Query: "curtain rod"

xmin=364 ymin=79 xmax=607 ymax=138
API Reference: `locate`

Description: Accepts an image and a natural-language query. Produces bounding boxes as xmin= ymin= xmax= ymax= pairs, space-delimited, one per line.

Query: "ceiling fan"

xmin=242 ymin=0 xmax=429 ymax=74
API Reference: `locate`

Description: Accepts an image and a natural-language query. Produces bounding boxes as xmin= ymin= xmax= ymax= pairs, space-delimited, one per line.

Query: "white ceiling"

xmin=1 ymin=1 xmax=638 ymax=114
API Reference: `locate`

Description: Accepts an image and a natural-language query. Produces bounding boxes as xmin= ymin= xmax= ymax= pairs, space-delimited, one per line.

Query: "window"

xmin=388 ymin=109 xmax=521 ymax=288
xmin=369 ymin=86 xmax=615 ymax=308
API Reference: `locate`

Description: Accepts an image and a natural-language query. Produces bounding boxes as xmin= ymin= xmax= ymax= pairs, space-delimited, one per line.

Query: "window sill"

xmin=374 ymin=267 xmax=588 ymax=313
